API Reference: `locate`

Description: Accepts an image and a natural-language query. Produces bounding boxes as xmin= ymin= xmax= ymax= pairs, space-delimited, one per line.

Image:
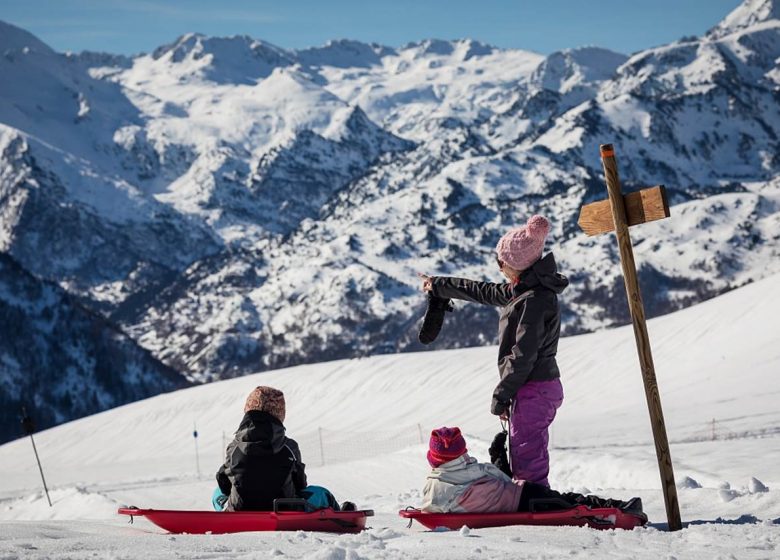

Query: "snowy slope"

xmin=0 ymin=272 xmax=778 ymax=558
xmin=709 ymin=0 xmax=780 ymax=38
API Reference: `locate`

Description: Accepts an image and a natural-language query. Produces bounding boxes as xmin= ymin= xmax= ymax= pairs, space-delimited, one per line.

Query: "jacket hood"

xmin=234 ymin=410 xmax=287 ymax=455
xmin=426 ymin=453 xmax=477 ymax=479
xmin=516 ymin=252 xmax=568 ymax=295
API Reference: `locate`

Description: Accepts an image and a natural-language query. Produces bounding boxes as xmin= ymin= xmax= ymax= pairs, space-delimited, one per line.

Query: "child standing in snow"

xmin=421 ymin=427 xmax=643 ymax=517
xmin=419 ymin=215 xmax=567 ymax=487
xmin=213 ymin=386 xmax=350 ymax=512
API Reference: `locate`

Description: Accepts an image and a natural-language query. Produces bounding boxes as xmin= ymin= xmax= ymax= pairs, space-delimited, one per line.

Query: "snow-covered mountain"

xmin=0 ymin=253 xmax=188 ymax=443
xmin=1 ymin=0 xmax=780 ymax=394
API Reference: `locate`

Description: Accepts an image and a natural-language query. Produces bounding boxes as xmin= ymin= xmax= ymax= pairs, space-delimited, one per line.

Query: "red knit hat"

xmin=496 ymin=215 xmax=551 ymax=272
xmin=427 ymin=427 xmax=467 ymax=467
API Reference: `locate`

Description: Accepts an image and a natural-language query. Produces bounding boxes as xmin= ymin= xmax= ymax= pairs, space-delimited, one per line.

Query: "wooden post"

xmin=599 ymin=143 xmax=682 ymax=531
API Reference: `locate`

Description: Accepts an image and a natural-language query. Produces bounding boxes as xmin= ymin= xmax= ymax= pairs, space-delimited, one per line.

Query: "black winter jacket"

xmin=216 ymin=410 xmax=307 ymax=511
xmin=431 ymin=253 xmax=568 ymax=416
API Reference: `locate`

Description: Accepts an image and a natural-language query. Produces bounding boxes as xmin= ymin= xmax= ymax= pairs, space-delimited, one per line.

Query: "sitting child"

xmin=422 ymin=427 xmax=644 ymax=517
xmin=213 ymin=386 xmax=349 ymax=512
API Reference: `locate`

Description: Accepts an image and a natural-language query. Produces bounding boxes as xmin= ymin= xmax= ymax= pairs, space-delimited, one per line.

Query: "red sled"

xmin=118 ymin=504 xmax=373 ymax=534
xmin=399 ymin=505 xmax=647 ymax=531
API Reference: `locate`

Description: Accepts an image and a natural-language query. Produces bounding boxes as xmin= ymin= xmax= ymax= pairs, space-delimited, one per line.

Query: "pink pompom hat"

xmin=496 ymin=215 xmax=551 ymax=272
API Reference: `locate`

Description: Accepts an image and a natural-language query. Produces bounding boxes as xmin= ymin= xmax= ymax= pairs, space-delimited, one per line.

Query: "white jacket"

xmin=421 ymin=454 xmax=524 ymax=513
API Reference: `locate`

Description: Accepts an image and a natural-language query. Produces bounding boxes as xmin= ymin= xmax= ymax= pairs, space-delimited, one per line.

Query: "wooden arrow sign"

xmin=578 ymin=144 xmax=682 ymax=532
xmin=578 ymin=185 xmax=670 ymax=236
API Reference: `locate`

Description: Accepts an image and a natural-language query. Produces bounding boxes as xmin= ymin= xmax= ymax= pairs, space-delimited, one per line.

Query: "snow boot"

xmin=618 ymin=497 xmax=647 ymax=522
xmin=559 ymin=493 xmax=620 ymax=510
xmin=340 ymin=501 xmax=357 ymax=512
xmin=418 ymin=293 xmax=453 ymax=344
xmin=576 ymin=495 xmax=646 ymax=521
xmin=619 ymin=497 xmax=643 ymax=515
xmin=583 ymin=496 xmax=622 ymax=509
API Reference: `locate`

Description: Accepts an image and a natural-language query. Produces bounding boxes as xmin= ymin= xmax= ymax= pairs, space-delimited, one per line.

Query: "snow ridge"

xmin=709 ymin=0 xmax=780 ymax=38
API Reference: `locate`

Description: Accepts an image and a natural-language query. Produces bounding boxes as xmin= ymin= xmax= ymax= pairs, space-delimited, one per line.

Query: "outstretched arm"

xmin=418 ymin=273 xmax=513 ymax=307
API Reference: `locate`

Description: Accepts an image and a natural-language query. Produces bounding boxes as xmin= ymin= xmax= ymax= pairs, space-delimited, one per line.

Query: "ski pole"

xmin=21 ymin=407 xmax=52 ymax=507
xmin=193 ymin=423 xmax=201 ymax=478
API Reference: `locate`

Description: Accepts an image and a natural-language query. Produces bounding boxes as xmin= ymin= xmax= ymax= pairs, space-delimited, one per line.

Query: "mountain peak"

xmin=0 ymin=20 xmax=54 ymax=55
xmin=151 ymin=32 xmax=206 ymax=61
xmin=296 ymin=39 xmax=392 ymax=68
xmin=148 ymin=33 xmax=293 ymax=83
xmin=401 ymin=38 xmax=496 ymax=61
xmin=708 ymin=0 xmax=780 ymax=38
xmin=531 ymin=46 xmax=627 ymax=94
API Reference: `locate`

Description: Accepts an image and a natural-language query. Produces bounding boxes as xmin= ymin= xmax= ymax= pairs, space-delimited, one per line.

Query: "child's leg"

xmin=299 ymin=485 xmax=340 ymax=510
xmin=518 ymin=482 xmax=634 ymax=512
xmin=508 ymin=379 xmax=564 ymax=487
xmin=517 ymin=481 xmax=577 ymax=512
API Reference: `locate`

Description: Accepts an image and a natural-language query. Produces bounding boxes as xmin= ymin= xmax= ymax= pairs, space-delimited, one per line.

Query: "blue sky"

xmin=1 ymin=0 xmax=743 ymax=55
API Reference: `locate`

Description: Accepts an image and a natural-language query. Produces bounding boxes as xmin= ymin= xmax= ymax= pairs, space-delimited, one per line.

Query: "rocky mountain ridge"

xmin=0 ymin=252 xmax=188 ymax=443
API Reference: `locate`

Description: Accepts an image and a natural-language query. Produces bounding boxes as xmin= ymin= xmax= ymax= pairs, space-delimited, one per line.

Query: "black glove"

xmin=418 ymin=293 xmax=453 ymax=345
xmin=489 ymin=430 xmax=512 ymax=477
xmin=491 ymin=397 xmax=510 ymax=416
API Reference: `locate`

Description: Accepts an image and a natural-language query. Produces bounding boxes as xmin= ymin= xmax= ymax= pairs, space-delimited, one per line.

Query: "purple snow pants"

xmin=509 ymin=379 xmax=564 ymax=487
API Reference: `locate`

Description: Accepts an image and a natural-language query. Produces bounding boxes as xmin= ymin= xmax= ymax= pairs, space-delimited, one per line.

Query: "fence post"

xmin=417 ymin=423 xmax=424 ymax=445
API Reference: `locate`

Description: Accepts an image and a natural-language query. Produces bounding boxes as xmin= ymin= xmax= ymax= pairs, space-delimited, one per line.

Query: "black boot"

xmin=340 ymin=501 xmax=357 ymax=512
xmin=576 ymin=495 xmax=644 ymax=514
xmin=619 ymin=497 xmax=644 ymax=515
xmin=585 ymin=496 xmax=623 ymax=509
xmin=418 ymin=293 xmax=453 ymax=344
xmin=561 ymin=493 xmax=620 ymax=509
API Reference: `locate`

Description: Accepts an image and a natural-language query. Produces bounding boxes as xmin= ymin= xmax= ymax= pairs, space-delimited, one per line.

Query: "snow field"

xmin=1 ymin=272 xmax=779 ymax=558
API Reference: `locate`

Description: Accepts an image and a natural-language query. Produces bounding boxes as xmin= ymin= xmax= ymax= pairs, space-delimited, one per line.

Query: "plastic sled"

xmin=399 ymin=505 xmax=647 ymax=531
xmin=118 ymin=499 xmax=373 ymax=534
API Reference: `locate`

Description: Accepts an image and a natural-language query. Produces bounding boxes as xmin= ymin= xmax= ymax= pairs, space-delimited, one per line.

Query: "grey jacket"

xmin=431 ymin=253 xmax=568 ymax=415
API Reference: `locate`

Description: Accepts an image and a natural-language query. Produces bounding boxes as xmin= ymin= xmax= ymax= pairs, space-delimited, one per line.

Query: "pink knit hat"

xmin=496 ymin=215 xmax=551 ymax=272
xmin=244 ymin=386 xmax=286 ymax=423
xmin=427 ymin=427 xmax=467 ymax=467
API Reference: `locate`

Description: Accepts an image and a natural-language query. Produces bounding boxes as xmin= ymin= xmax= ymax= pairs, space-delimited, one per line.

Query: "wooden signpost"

xmin=578 ymin=144 xmax=682 ymax=531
